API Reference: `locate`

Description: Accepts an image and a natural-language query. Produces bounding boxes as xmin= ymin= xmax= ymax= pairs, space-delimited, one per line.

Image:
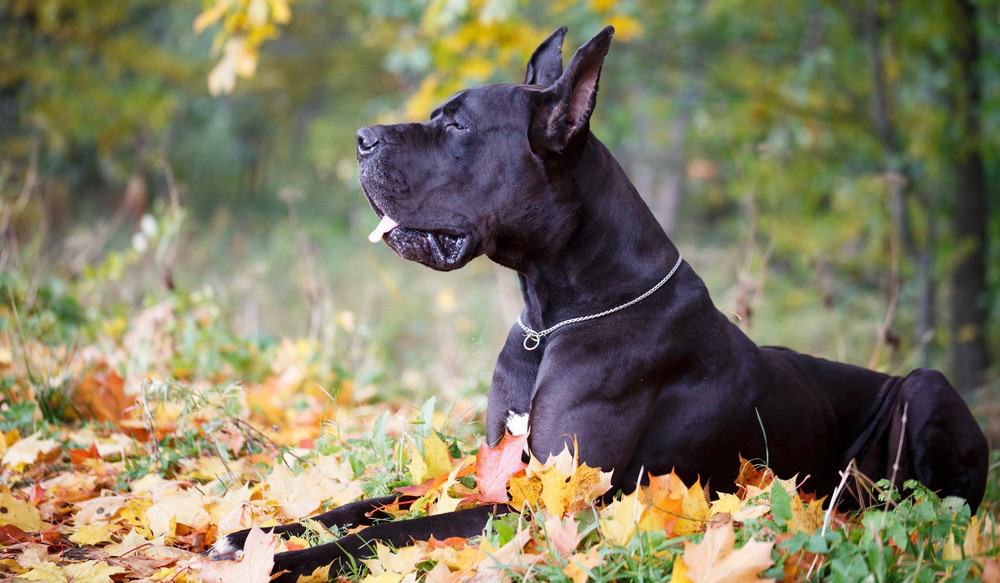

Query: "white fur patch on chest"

xmin=505 ymin=411 xmax=530 ymax=436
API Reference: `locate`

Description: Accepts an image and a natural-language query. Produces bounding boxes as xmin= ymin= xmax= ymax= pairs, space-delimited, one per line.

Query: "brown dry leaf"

xmin=681 ymin=521 xmax=774 ymax=583
xmin=735 ymin=456 xmax=773 ymax=491
xmin=75 ymin=362 xmax=134 ymax=422
xmin=199 ymin=526 xmax=276 ymax=583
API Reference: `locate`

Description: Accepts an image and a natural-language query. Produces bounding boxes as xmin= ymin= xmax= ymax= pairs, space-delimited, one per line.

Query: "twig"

xmin=232 ymin=417 xmax=309 ymax=467
xmin=886 ymin=401 xmax=909 ymax=506
xmin=806 ymin=459 xmax=856 ymax=579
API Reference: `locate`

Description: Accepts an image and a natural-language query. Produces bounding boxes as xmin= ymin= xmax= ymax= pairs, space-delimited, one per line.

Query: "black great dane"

xmin=213 ymin=25 xmax=989 ymax=580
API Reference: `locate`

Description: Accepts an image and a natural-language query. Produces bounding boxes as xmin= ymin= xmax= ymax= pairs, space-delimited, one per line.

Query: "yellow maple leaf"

xmin=69 ymin=522 xmax=118 ymax=545
xmin=119 ymin=497 xmax=153 ymax=538
xmin=599 ymin=490 xmax=644 ymax=546
xmin=432 ymin=459 xmax=471 ymax=515
xmin=710 ymin=493 xmax=743 ymax=517
xmin=63 ymin=560 xmax=126 ymax=583
xmin=538 ymin=465 xmax=572 ymax=516
xmin=566 ymin=463 xmax=613 ymax=512
xmin=146 ymin=490 xmax=210 ymax=537
xmin=671 ymin=556 xmax=691 ymax=583
xmin=788 ymin=496 xmax=825 ymax=534
xmin=20 ymin=561 xmax=68 ymax=582
xmin=509 ymin=474 xmax=542 ymax=509
xmin=0 ymin=487 xmax=42 ymax=531
xmin=363 ymin=542 xmax=424 ymax=577
xmin=563 ymin=547 xmax=601 ymax=583
xmin=406 ymin=439 xmax=429 ymax=485
xmin=423 ymin=432 xmax=453 ymax=479
xmin=640 ymin=471 xmax=688 ymax=533
xmin=675 ymin=479 xmax=711 ymax=535
xmin=682 ymin=522 xmax=774 ymax=583
xmin=295 ymin=563 xmax=331 ymax=583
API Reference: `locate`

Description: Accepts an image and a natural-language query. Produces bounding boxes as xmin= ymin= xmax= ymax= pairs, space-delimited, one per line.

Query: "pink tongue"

xmin=368 ymin=215 xmax=398 ymax=243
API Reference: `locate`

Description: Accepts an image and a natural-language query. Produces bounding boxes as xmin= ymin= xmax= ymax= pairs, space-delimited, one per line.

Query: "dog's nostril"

xmin=356 ymin=128 xmax=380 ymax=154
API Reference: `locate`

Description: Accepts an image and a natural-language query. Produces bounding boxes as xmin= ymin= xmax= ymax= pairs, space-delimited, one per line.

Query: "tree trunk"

xmin=950 ymin=0 xmax=991 ymax=391
xmin=861 ymin=0 xmax=934 ymax=369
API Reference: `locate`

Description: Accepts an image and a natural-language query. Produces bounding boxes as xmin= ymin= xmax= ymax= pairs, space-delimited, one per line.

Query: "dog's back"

xmin=760 ymin=346 xmax=988 ymax=509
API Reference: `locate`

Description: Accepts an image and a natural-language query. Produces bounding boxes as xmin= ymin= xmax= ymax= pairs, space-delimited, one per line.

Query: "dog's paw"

xmin=208 ymin=531 xmax=245 ymax=560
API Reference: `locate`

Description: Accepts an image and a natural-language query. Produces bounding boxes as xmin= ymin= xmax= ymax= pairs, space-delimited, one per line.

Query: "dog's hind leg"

xmin=209 ymin=494 xmax=415 ymax=560
xmin=270 ymin=504 xmax=509 ymax=582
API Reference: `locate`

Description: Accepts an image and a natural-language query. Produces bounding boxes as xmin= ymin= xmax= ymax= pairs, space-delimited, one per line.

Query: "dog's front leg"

xmin=486 ymin=325 xmax=542 ymax=444
xmin=210 ymin=494 xmax=414 ymax=559
xmin=270 ymin=504 xmax=509 ymax=582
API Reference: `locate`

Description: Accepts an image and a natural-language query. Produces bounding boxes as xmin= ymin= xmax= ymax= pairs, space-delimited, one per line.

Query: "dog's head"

xmin=357 ymin=25 xmax=614 ymax=271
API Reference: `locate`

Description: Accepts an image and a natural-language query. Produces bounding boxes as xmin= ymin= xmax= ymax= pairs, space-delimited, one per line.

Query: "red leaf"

xmin=474 ymin=433 xmax=528 ymax=504
xmin=69 ymin=443 xmax=101 ymax=466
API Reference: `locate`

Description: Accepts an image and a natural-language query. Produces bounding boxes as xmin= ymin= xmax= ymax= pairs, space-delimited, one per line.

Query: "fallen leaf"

xmin=538 ymin=464 xmax=572 ymax=516
xmin=407 ymin=439 xmax=429 ymax=485
xmin=75 ymin=362 xmax=134 ymax=422
xmin=74 ymin=495 xmax=127 ymax=523
xmin=69 ymin=522 xmax=118 ymax=545
xmin=63 ymin=560 xmax=126 ymax=583
xmin=675 ymin=479 xmax=711 ymax=535
xmin=296 ymin=563 xmax=332 ymax=582
xmin=682 ymin=521 xmax=774 ymax=583
xmin=200 ymin=526 xmax=276 ymax=583
xmin=599 ymin=490 xmax=644 ymax=546
xmin=0 ymin=487 xmax=42 ymax=531
xmin=474 ymin=432 xmax=527 ymax=503
xmin=146 ymin=490 xmax=210 ymax=537
xmin=2 ymin=432 xmax=60 ymax=471
xmin=508 ymin=474 xmax=542 ymax=510
xmin=423 ymin=432 xmax=453 ymax=479
xmin=563 ymin=547 xmax=601 ymax=583
xmin=544 ymin=513 xmax=582 ymax=558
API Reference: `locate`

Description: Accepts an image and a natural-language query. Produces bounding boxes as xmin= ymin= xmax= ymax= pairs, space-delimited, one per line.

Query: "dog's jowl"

xmin=214 ymin=25 xmax=989 ymax=580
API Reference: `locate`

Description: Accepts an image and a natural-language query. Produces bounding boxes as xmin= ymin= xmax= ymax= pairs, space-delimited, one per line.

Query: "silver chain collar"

xmin=515 ymin=253 xmax=684 ymax=350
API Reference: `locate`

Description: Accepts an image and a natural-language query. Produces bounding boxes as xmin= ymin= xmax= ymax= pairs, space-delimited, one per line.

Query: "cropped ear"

xmin=531 ymin=25 xmax=614 ymax=154
xmin=524 ymin=26 xmax=567 ymax=86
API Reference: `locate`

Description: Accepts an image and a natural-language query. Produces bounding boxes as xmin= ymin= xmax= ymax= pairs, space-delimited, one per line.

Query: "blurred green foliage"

xmin=0 ymin=0 xmax=997 ymax=404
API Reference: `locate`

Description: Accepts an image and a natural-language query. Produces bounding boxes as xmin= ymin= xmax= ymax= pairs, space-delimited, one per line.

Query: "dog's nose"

xmin=356 ymin=127 xmax=381 ymax=157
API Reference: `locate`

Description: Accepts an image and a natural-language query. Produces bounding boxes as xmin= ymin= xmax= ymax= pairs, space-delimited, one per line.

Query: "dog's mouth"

xmin=364 ymin=194 xmax=473 ymax=271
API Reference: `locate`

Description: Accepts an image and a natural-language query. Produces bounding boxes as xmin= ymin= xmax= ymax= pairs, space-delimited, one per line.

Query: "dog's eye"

xmin=445 ymin=121 xmax=466 ymax=132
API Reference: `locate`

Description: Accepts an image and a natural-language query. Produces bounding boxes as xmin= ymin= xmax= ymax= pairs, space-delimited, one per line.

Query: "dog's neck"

xmin=516 ymin=135 xmax=681 ymax=328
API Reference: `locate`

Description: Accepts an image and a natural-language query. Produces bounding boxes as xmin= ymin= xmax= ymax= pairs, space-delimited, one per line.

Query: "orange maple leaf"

xmin=474 ymin=432 xmax=528 ymax=503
